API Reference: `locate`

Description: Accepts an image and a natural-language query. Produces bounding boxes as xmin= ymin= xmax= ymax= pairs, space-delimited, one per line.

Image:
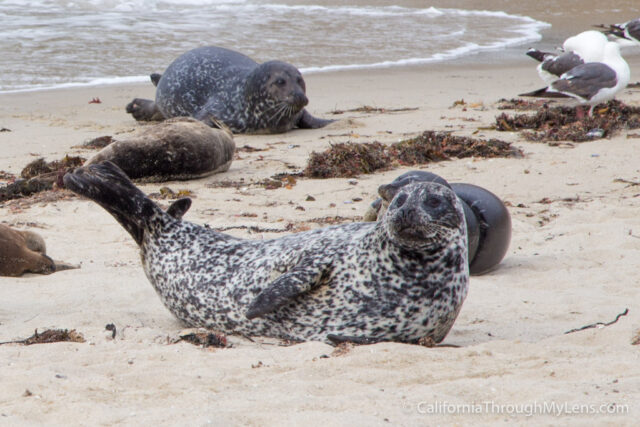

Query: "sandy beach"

xmin=1 ymin=53 xmax=640 ymax=425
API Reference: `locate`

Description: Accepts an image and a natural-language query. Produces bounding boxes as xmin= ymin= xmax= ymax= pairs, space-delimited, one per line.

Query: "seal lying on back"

xmin=64 ymin=161 xmax=469 ymax=344
xmin=126 ymin=46 xmax=333 ymax=134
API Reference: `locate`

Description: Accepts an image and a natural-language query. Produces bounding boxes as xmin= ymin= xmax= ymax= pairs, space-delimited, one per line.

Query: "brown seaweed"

xmin=0 ymin=328 xmax=85 ymax=345
xmin=304 ymin=131 xmax=521 ymax=178
xmin=176 ymin=330 xmax=228 ymax=348
xmin=495 ymin=100 xmax=640 ymax=143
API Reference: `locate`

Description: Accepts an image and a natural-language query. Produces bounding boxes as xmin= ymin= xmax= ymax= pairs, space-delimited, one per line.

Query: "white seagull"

xmin=526 ymin=31 xmax=609 ymax=84
xmin=599 ymin=18 xmax=640 ymax=45
xmin=519 ymin=41 xmax=630 ymax=117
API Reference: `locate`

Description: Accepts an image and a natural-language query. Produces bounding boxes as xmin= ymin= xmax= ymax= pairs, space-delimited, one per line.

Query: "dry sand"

xmin=1 ymin=56 xmax=640 ymax=425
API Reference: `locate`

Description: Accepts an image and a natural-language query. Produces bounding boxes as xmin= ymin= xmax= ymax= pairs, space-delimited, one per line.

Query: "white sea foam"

xmin=0 ymin=1 xmax=550 ymax=92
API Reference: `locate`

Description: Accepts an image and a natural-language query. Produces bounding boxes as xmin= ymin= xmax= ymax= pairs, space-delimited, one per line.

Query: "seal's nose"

xmin=291 ymin=91 xmax=308 ymax=109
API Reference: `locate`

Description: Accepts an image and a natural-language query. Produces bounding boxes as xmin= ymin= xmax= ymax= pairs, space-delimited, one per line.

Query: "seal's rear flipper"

xmin=126 ymin=98 xmax=165 ymax=122
xmin=63 ymin=161 xmax=162 ymax=245
xmin=166 ymin=198 xmax=192 ymax=219
xmin=245 ymin=257 xmax=332 ymax=319
xmin=150 ymin=73 xmax=162 ymax=87
xmin=326 ymin=334 xmax=381 ymax=345
xmin=296 ymin=109 xmax=335 ymax=129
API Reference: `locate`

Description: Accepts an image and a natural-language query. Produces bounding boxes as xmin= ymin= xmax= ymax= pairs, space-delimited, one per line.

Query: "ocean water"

xmin=0 ymin=0 xmax=550 ymax=92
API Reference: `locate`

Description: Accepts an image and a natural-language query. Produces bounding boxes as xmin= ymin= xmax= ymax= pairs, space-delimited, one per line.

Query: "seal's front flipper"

xmin=246 ymin=257 xmax=332 ymax=319
xmin=166 ymin=198 xmax=192 ymax=219
xmin=327 ymin=334 xmax=381 ymax=346
xmin=296 ymin=109 xmax=335 ymax=129
xmin=126 ymin=98 xmax=165 ymax=122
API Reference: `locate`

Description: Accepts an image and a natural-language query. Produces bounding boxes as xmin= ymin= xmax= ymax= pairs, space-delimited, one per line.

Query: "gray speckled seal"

xmin=63 ymin=161 xmax=469 ymax=344
xmin=126 ymin=46 xmax=333 ymax=134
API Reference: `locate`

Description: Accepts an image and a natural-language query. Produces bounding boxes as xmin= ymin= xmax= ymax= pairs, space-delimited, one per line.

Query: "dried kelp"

xmin=0 ymin=328 xmax=85 ymax=345
xmin=305 ymin=141 xmax=391 ymax=178
xmin=496 ymin=98 xmax=548 ymax=111
xmin=176 ymin=330 xmax=228 ymax=348
xmin=21 ymin=155 xmax=85 ymax=179
xmin=304 ymin=131 xmax=521 ymax=178
xmin=0 ymin=155 xmax=85 ymax=202
xmin=496 ymin=100 xmax=640 ymax=142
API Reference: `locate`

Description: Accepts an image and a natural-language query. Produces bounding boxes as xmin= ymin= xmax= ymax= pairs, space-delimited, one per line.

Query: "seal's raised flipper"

xmin=126 ymin=98 xmax=165 ymax=122
xmin=296 ymin=109 xmax=335 ymax=129
xmin=326 ymin=334 xmax=381 ymax=346
xmin=150 ymin=73 xmax=162 ymax=87
xmin=166 ymin=198 xmax=192 ymax=219
xmin=245 ymin=257 xmax=332 ymax=319
xmin=63 ymin=161 xmax=163 ymax=246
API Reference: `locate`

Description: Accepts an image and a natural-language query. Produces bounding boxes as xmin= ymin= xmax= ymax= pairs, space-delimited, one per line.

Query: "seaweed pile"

xmin=495 ymin=100 xmax=640 ymax=143
xmin=305 ymin=131 xmax=522 ymax=178
xmin=0 ymin=329 xmax=85 ymax=346
xmin=0 ymin=155 xmax=84 ymax=202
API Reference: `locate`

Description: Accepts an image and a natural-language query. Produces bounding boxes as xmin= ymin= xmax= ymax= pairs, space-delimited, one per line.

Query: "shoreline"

xmin=1 ymin=54 xmax=640 ymax=424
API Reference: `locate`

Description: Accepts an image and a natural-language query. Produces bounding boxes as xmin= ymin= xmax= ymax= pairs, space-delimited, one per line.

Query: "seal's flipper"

xmin=326 ymin=334 xmax=381 ymax=345
xmin=150 ymin=73 xmax=162 ymax=87
xmin=166 ymin=198 xmax=192 ymax=219
xmin=245 ymin=257 xmax=332 ymax=319
xmin=126 ymin=98 xmax=165 ymax=122
xmin=63 ymin=161 xmax=163 ymax=246
xmin=296 ymin=109 xmax=335 ymax=129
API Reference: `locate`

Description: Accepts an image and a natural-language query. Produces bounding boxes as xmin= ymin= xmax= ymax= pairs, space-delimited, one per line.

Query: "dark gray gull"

xmin=520 ymin=41 xmax=630 ymax=117
xmin=527 ymin=31 xmax=609 ymax=84
xmin=599 ymin=18 xmax=640 ymax=45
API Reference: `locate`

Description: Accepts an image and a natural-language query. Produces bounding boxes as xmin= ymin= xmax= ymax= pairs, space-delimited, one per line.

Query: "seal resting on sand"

xmin=126 ymin=46 xmax=333 ymax=134
xmin=64 ymin=161 xmax=469 ymax=344
xmin=85 ymin=117 xmax=235 ymax=183
xmin=364 ymin=170 xmax=511 ymax=275
xmin=0 ymin=225 xmax=55 ymax=276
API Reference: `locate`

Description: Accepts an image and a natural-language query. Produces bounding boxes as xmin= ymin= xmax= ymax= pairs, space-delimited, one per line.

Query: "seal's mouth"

xmin=289 ymin=91 xmax=308 ymax=110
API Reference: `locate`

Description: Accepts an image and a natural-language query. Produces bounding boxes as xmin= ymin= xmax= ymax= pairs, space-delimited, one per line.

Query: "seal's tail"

xmin=63 ymin=161 xmax=164 ymax=245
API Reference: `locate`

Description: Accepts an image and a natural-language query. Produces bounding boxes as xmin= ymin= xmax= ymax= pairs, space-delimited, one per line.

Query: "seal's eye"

xmin=392 ymin=193 xmax=408 ymax=208
xmin=275 ymin=78 xmax=287 ymax=87
xmin=424 ymin=196 xmax=442 ymax=209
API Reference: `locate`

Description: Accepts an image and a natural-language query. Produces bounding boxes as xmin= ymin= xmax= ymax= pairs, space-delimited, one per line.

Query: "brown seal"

xmin=85 ymin=117 xmax=235 ymax=182
xmin=0 ymin=225 xmax=55 ymax=277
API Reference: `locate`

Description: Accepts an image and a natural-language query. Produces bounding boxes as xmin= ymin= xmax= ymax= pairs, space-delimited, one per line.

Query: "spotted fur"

xmin=64 ymin=162 xmax=469 ymax=344
xmin=126 ymin=46 xmax=333 ymax=134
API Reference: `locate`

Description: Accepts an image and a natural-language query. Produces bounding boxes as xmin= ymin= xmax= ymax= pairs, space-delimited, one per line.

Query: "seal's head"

xmin=378 ymin=170 xmax=451 ymax=203
xmin=245 ymin=61 xmax=309 ymax=124
xmin=380 ymin=182 xmax=466 ymax=250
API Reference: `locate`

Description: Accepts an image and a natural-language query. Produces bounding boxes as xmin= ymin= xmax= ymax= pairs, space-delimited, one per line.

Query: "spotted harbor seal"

xmin=85 ymin=117 xmax=235 ymax=183
xmin=126 ymin=46 xmax=333 ymax=134
xmin=0 ymin=224 xmax=54 ymax=277
xmin=365 ymin=170 xmax=511 ymax=275
xmin=64 ymin=161 xmax=469 ymax=344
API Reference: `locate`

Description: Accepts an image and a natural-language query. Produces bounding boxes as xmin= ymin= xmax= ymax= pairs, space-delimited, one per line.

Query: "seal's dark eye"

xmin=392 ymin=193 xmax=408 ymax=208
xmin=275 ymin=78 xmax=286 ymax=87
xmin=424 ymin=196 xmax=442 ymax=209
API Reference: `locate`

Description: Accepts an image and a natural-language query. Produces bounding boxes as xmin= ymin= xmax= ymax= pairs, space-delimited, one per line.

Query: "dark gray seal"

xmin=126 ymin=46 xmax=333 ymax=134
xmin=63 ymin=161 xmax=469 ymax=344
xmin=85 ymin=117 xmax=235 ymax=183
